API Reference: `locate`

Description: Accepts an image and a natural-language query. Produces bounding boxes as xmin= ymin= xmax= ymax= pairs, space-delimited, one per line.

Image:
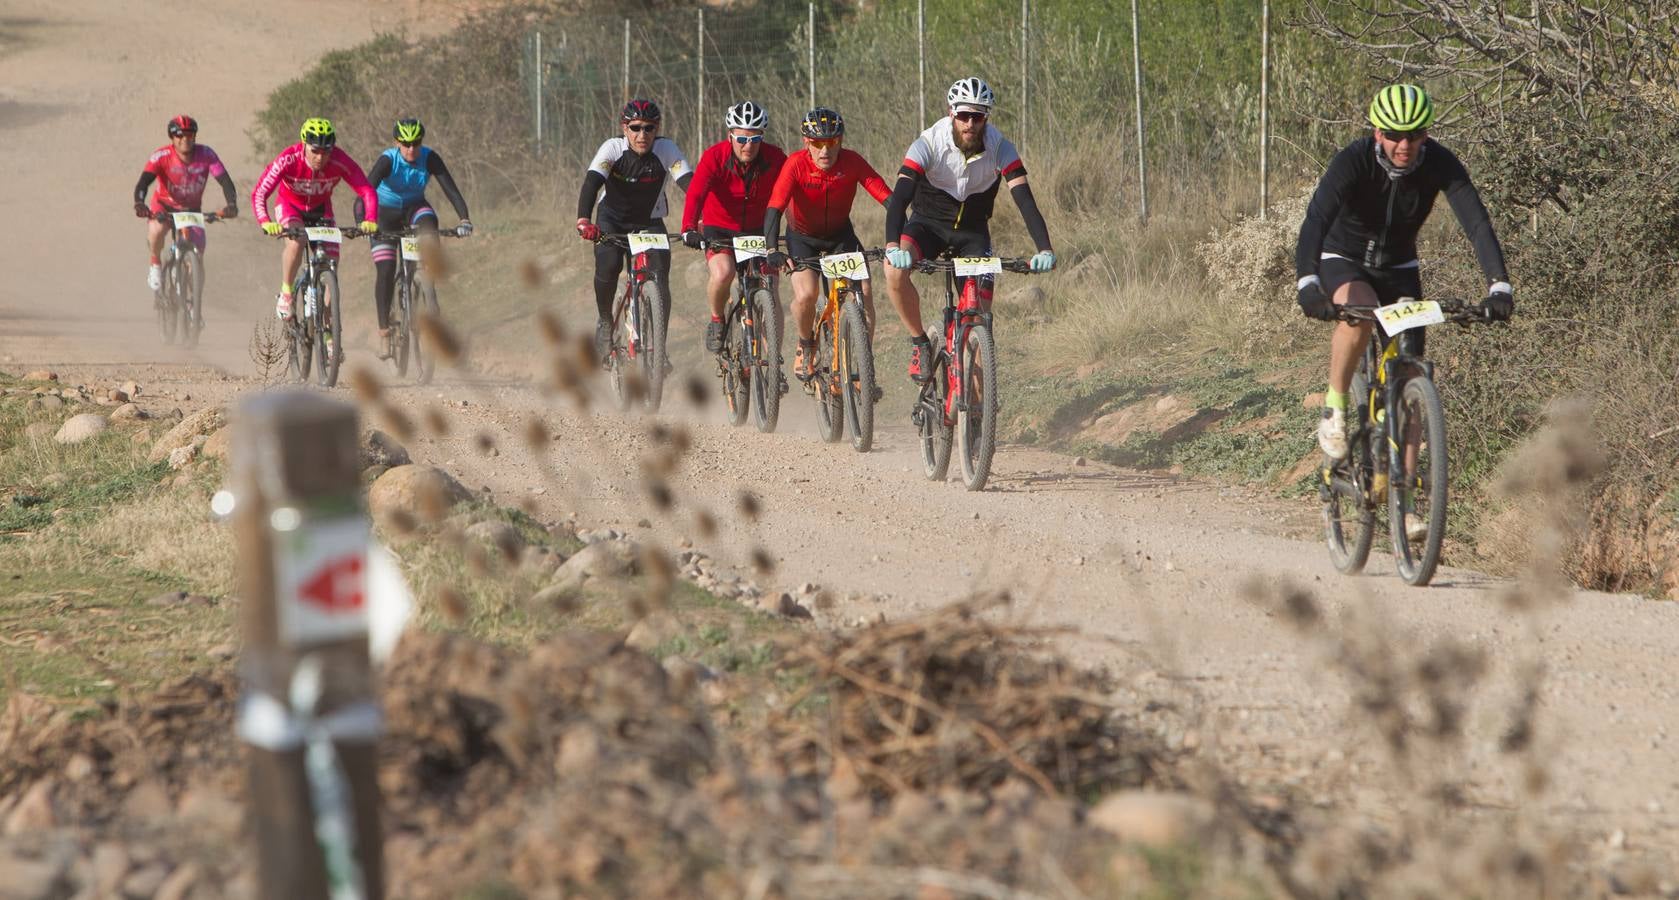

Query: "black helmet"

xmin=167 ymin=115 xmax=198 ymax=138
xmin=800 ymin=107 xmax=844 ymax=140
xmin=621 ymin=99 xmax=662 ymax=123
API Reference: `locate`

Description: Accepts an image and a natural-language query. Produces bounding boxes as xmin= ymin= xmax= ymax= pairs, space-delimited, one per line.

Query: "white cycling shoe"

xmin=147 ymin=265 xmax=162 ymax=292
xmin=1317 ymin=407 xmax=1349 ymax=460
xmin=275 ymin=293 xmax=293 ymax=320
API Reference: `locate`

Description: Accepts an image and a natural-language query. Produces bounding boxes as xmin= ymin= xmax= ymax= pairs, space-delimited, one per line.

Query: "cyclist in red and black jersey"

xmin=680 ymin=101 xmax=786 ymax=355
xmin=762 ymin=107 xmax=890 ymax=379
xmin=883 ymin=78 xmax=1056 ymax=382
xmin=133 ymin=115 xmax=238 ymax=296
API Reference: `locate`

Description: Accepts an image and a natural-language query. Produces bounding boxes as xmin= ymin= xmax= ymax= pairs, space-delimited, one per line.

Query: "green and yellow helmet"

xmin=394 ymin=118 xmax=424 ymax=144
xmin=1367 ymin=84 xmax=1435 ymax=132
xmin=299 ymin=117 xmax=337 ymax=148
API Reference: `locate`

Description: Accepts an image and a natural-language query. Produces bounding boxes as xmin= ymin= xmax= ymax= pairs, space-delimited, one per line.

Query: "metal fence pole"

xmin=535 ymin=30 xmax=544 ymax=158
xmin=697 ymin=9 xmax=705 ymax=144
xmin=917 ymin=0 xmax=926 ymax=127
xmin=808 ymin=2 xmax=816 ymax=109
xmin=1130 ymin=0 xmax=1148 ymax=224
xmin=1259 ymin=0 xmax=1269 ymax=220
xmin=233 ymin=392 xmax=383 ymax=900
xmin=622 ymin=18 xmax=630 ymax=103
xmin=1020 ymin=0 xmax=1029 ymax=142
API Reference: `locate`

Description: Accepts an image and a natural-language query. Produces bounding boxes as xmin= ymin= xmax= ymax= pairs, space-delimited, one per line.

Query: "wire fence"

xmin=517 ymin=0 xmax=1322 ymax=226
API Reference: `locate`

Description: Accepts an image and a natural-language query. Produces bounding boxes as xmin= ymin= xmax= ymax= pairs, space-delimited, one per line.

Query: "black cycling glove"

xmin=1481 ymin=289 xmax=1514 ymax=322
xmin=682 ymin=230 xmax=704 ymax=250
xmin=1296 ymin=278 xmax=1335 ymax=321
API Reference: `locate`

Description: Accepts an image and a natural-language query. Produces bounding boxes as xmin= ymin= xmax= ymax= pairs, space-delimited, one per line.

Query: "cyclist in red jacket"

xmin=681 ymin=101 xmax=787 ymax=354
xmin=763 ymin=107 xmax=890 ymax=379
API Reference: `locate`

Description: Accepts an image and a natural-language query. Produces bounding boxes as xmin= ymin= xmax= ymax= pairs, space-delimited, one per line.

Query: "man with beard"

xmin=576 ymin=99 xmax=693 ymax=361
xmin=882 ymin=77 xmax=1056 ymax=383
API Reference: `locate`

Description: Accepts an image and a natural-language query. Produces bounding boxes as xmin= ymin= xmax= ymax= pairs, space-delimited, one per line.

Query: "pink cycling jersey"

xmin=251 ymin=143 xmax=378 ymax=225
xmin=144 ymin=144 xmax=228 ymax=212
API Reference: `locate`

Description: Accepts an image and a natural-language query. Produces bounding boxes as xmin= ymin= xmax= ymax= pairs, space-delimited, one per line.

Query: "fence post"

xmin=233 ymin=391 xmax=383 ymax=900
xmin=535 ymin=30 xmax=544 ymax=158
xmin=808 ymin=2 xmax=816 ymax=109
xmin=917 ymin=0 xmax=926 ymax=127
xmin=622 ymin=18 xmax=631 ymax=103
xmin=697 ymin=9 xmax=705 ymax=145
xmin=1130 ymin=0 xmax=1148 ymax=224
xmin=1259 ymin=0 xmax=1269 ymax=220
xmin=1020 ymin=0 xmax=1029 ymax=144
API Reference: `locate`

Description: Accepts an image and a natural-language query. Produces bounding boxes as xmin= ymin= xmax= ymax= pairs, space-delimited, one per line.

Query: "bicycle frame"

xmin=919 ymin=267 xmax=994 ymax=425
xmin=612 ymin=244 xmax=658 ymax=360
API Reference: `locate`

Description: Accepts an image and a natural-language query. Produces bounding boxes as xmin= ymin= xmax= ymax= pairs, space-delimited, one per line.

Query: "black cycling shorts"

xmin=786 ymin=222 xmax=863 ymax=271
xmin=899 ymin=217 xmax=990 ymax=262
xmin=1320 ymin=256 xmax=1427 ymax=352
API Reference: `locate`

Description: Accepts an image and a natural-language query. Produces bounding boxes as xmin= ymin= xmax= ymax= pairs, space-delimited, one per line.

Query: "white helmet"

xmin=725 ymin=100 xmax=768 ymax=131
xmin=947 ymin=77 xmax=995 ymax=112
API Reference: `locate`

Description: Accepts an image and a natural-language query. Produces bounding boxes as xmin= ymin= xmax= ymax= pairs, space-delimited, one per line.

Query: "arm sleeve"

xmin=884 ymin=167 xmax=921 ymax=245
xmin=215 ymin=172 xmax=238 ymax=210
xmin=426 ymin=152 xmax=470 ymax=220
xmin=763 ymin=206 xmax=784 ymax=253
xmin=338 ymin=154 xmax=378 ymax=221
xmin=365 ymin=154 xmax=392 ymax=189
xmin=577 ymin=171 xmax=606 ymax=220
xmin=1438 ymin=151 xmax=1510 ymax=285
xmin=1008 ymin=180 xmax=1052 ymax=252
xmin=1295 ymin=147 xmax=1359 ymax=278
xmin=681 ymin=146 xmax=716 ymax=232
xmin=134 ymin=171 xmax=157 ymax=205
xmin=250 ymin=156 xmax=284 ymax=225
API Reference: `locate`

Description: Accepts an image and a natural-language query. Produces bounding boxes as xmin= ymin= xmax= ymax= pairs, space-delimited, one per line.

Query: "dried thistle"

xmin=418 ymin=315 xmax=463 ymax=366
xmin=436 ymin=586 xmax=468 ymax=625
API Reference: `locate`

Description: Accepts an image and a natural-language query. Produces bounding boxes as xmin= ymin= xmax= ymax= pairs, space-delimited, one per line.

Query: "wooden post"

xmin=233 ymin=391 xmax=383 ymax=900
xmin=622 ymin=19 xmax=631 ymax=104
xmin=917 ymin=0 xmax=926 ymax=127
xmin=1259 ymin=0 xmax=1269 ymax=220
xmin=1020 ymin=0 xmax=1029 ymax=144
xmin=808 ymin=2 xmax=816 ymax=109
xmin=696 ymin=9 xmax=705 ymax=145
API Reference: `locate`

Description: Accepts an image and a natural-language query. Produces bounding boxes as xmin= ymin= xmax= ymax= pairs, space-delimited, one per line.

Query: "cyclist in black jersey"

xmin=1296 ymin=84 xmax=1513 ymax=461
xmin=576 ymin=99 xmax=694 ymax=360
xmin=882 ymin=77 xmax=1055 ymax=383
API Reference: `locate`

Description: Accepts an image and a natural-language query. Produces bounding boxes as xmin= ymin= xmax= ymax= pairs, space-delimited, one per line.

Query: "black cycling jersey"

xmin=576 ymin=136 xmax=693 ymax=224
xmin=1296 ymin=135 xmax=1507 ymax=283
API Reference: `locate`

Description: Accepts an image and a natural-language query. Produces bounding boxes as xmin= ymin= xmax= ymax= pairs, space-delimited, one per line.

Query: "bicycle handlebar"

xmin=1334 ymin=297 xmax=1499 ymax=326
xmin=910 ymin=256 xmax=1035 ymax=275
xmin=153 ymin=210 xmax=225 ymax=225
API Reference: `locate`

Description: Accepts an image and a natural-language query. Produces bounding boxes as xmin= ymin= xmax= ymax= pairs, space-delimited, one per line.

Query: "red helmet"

xmin=621 ymin=99 xmax=661 ymax=123
xmin=168 ymin=115 xmax=198 ymax=138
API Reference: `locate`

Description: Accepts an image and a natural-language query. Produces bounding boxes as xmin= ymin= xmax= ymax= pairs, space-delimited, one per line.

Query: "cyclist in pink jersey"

xmin=252 ymin=117 xmax=378 ymax=319
xmin=133 ymin=115 xmax=238 ymax=295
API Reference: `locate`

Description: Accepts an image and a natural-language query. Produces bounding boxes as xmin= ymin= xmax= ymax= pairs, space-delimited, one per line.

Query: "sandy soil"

xmin=1 ymin=0 xmax=1674 ymax=878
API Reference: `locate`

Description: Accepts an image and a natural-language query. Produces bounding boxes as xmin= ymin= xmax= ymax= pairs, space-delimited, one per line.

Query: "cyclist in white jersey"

xmin=883 ymin=77 xmax=1056 ymax=382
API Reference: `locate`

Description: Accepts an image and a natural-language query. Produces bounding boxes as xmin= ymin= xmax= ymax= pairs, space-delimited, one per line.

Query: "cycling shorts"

xmin=278 ymin=203 xmax=339 ymax=259
xmin=786 ymin=222 xmax=863 ymax=272
xmin=1320 ymin=255 xmax=1427 ymax=352
xmin=702 ymin=224 xmax=740 ymax=261
xmin=370 ymin=201 xmax=439 ymax=261
xmin=898 ymin=217 xmax=990 ymax=263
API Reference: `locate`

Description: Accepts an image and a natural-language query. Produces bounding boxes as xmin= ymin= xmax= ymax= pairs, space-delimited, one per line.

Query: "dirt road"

xmin=3 ymin=0 xmax=1675 ymax=876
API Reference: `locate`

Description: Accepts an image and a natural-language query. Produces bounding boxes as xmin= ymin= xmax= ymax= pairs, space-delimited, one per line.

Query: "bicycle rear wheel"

xmin=917 ymin=340 xmax=953 ymax=482
xmin=157 ymin=257 xmax=179 ymax=345
xmin=750 ymin=287 xmax=782 ymax=434
xmin=1323 ymin=371 xmax=1376 ymax=574
xmin=814 ymin=316 xmax=844 ymax=443
xmin=722 ymin=296 xmax=750 ymax=426
xmin=315 ymin=269 xmax=343 ymax=388
xmin=1390 ymin=376 xmax=1449 ymax=586
xmin=640 ymin=279 xmax=669 ymax=412
xmin=288 ymin=277 xmax=312 ymax=384
xmin=841 ymin=297 xmax=876 ymax=452
xmin=957 ymin=323 xmax=999 ymax=490
xmin=416 ymin=277 xmax=441 ymax=385
xmin=179 ymin=249 xmax=203 ymax=349
xmin=393 ymin=272 xmax=412 ymax=378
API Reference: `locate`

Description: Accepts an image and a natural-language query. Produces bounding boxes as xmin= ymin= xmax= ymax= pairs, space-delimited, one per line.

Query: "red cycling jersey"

xmin=251 ymin=143 xmax=378 ymax=225
xmin=680 ymin=140 xmax=787 ymax=233
xmin=767 ymin=148 xmax=890 ymax=238
xmin=144 ymin=144 xmax=228 ymax=212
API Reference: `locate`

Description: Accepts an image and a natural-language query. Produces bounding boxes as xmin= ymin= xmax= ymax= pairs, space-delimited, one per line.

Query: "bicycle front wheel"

xmin=1389 ymin=376 xmax=1449 ymax=586
xmin=640 ymin=279 xmax=669 ymax=412
xmin=750 ymin=287 xmax=782 ymax=434
xmin=315 ymin=269 xmax=343 ymax=388
xmin=1323 ymin=370 xmax=1375 ymax=574
xmin=841 ymin=297 xmax=876 ymax=452
xmin=957 ymin=323 xmax=999 ymax=491
xmin=814 ymin=316 xmax=844 ymax=443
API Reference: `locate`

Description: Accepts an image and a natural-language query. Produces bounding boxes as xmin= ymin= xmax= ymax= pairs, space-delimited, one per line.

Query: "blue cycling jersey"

xmin=375 ymin=146 xmax=432 ymax=209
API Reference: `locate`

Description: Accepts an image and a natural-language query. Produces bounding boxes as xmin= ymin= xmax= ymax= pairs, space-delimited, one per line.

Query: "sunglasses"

xmin=806 ymin=138 xmax=838 ymax=150
xmin=953 ymin=111 xmax=988 ymax=123
xmin=733 ymin=134 xmax=763 ymax=145
xmin=626 ymin=123 xmax=658 ymax=133
xmin=397 ymin=140 xmax=421 ymax=149
xmin=1381 ymin=128 xmax=1427 ymax=143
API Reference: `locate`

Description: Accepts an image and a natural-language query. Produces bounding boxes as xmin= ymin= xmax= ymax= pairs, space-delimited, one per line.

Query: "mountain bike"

xmin=1320 ymin=297 xmax=1495 ymax=586
xmin=910 ymin=255 xmax=1034 ymax=491
xmin=273 ymin=224 xmax=348 ymax=388
xmin=798 ymin=248 xmax=883 ymax=452
xmin=152 ymin=210 xmax=223 ymax=348
xmin=595 ymin=232 xmax=676 ymax=413
xmin=701 ymin=236 xmax=783 ymax=432
xmin=374 ymin=225 xmax=469 ymax=385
